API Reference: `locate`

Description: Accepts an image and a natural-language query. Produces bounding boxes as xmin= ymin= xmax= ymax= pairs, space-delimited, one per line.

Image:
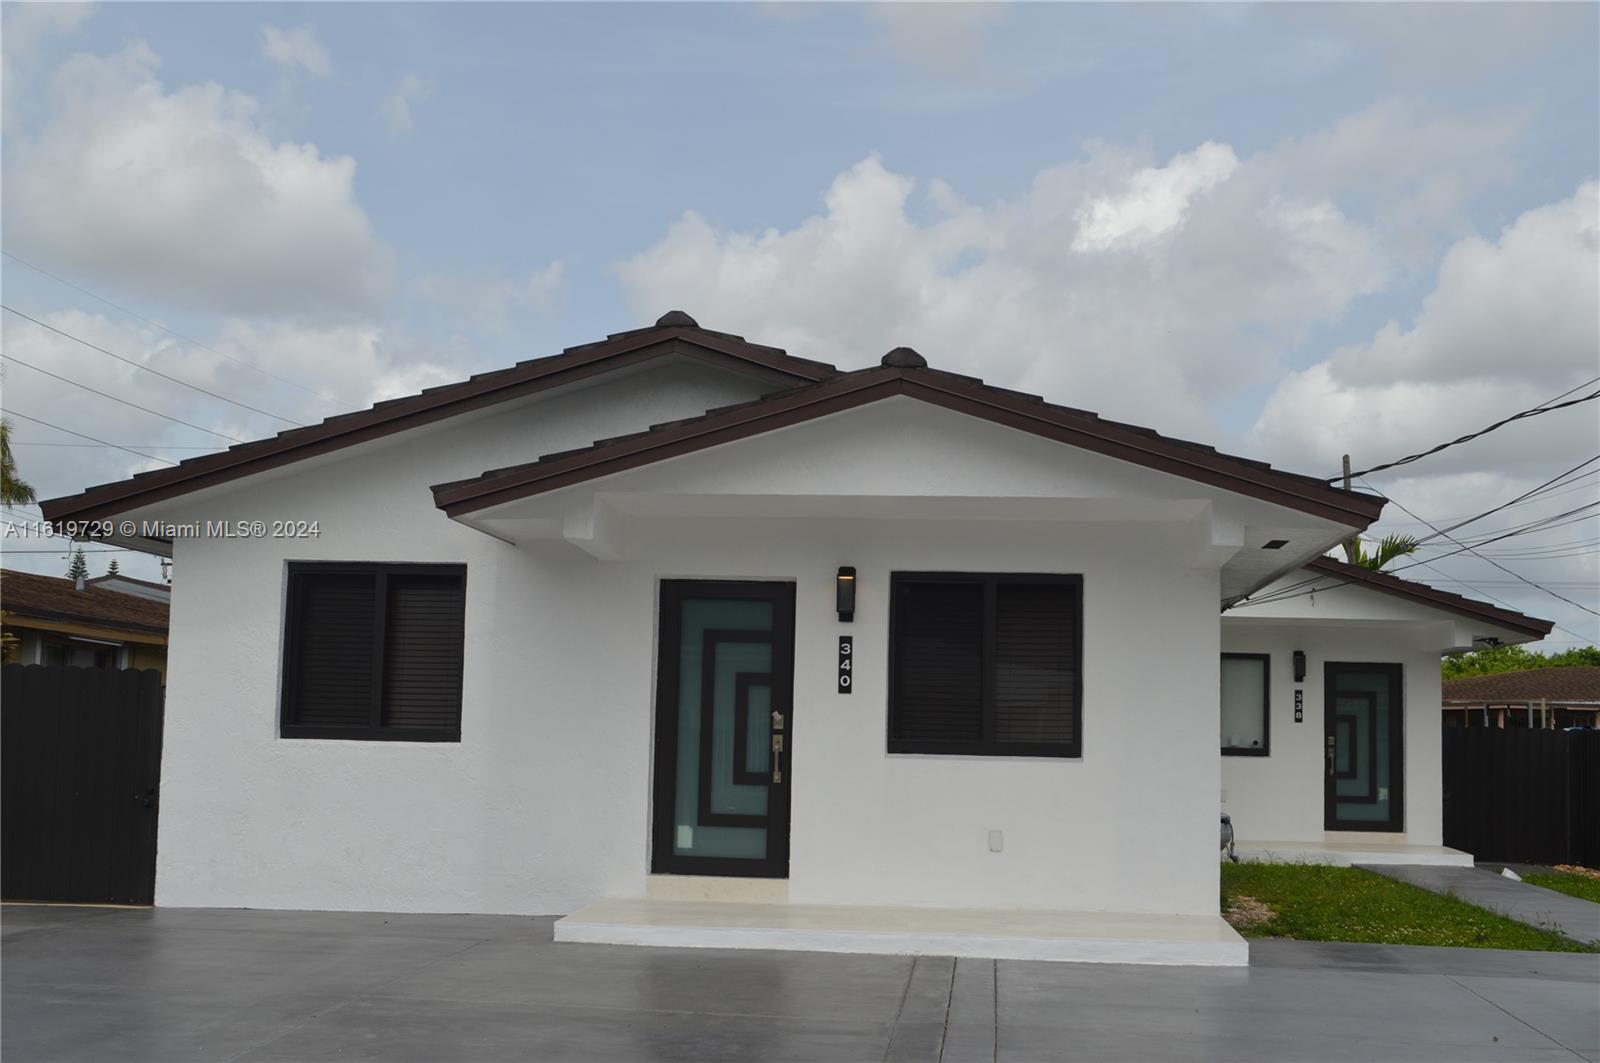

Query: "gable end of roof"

xmin=1303 ymin=556 xmax=1554 ymax=639
xmin=39 ymin=323 xmax=836 ymax=525
xmin=432 ymin=364 xmax=1388 ymax=526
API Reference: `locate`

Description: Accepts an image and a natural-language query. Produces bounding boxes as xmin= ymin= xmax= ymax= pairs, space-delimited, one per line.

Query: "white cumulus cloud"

xmin=382 ymin=73 xmax=435 ymax=135
xmin=260 ymin=25 xmax=331 ymax=77
xmin=1251 ymin=182 xmax=1600 ymax=479
xmin=2 ymin=43 xmax=393 ymax=318
xmin=1072 ymin=142 xmax=1237 ymax=252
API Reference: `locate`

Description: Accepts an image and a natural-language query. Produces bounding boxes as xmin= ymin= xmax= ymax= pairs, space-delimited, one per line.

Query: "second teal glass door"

xmin=1325 ymin=662 xmax=1404 ymax=831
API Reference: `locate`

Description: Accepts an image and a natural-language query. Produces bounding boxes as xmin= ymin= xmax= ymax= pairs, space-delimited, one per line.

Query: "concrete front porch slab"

xmin=553 ymin=898 xmax=1248 ymax=966
xmin=1234 ymin=839 xmax=1475 ymax=866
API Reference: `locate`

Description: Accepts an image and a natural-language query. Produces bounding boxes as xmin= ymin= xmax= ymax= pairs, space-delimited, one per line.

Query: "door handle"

xmin=771 ymin=734 xmax=784 ymax=784
xmin=1325 ymin=737 xmax=1335 ymax=777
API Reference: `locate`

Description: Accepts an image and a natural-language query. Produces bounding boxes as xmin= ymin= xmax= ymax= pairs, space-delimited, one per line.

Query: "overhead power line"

xmin=1362 ymin=477 xmax=1598 ymax=619
xmin=1407 ymin=455 xmax=1600 ymax=548
xmin=0 ymin=546 xmax=131 ymax=554
xmin=2 ymin=250 xmax=336 ymax=405
xmin=1239 ymin=499 xmax=1600 ymax=613
xmin=1374 ymin=471 xmax=1600 ymax=530
xmin=1332 ymin=379 xmax=1600 ymax=481
xmin=10 ymin=441 xmax=222 ymax=450
xmin=3 ymin=352 xmax=245 ymax=443
xmin=1232 ymin=455 xmax=1600 ymax=611
xmin=2 ymin=305 xmax=306 ymax=427
xmin=1 ymin=411 xmax=179 ymax=466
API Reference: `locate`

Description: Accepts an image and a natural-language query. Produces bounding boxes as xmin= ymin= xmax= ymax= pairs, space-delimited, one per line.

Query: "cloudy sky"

xmin=2 ymin=2 xmax=1596 ymax=648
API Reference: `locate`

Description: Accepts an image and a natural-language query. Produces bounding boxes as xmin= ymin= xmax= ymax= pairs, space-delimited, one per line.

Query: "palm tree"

xmin=1345 ymin=533 xmax=1419 ymax=572
xmin=0 ymin=418 xmax=36 ymax=505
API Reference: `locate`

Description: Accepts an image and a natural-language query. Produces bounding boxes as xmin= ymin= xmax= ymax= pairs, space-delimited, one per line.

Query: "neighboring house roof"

xmin=0 ymin=569 xmax=170 ymax=637
xmin=1442 ymin=667 xmax=1600 ymax=705
xmin=432 ymin=349 xmax=1387 ymax=527
xmin=1303 ymin=556 xmax=1554 ymax=639
xmin=38 ymin=313 xmax=837 ymax=526
xmin=85 ymin=573 xmax=172 ymax=599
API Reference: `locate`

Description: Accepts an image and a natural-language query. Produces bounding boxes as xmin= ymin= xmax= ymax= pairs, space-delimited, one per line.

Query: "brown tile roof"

xmin=1443 ymin=667 xmax=1600 ymax=705
xmin=1304 ymin=556 xmax=1553 ymax=639
xmin=39 ymin=313 xmax=837 ymax=527
xmin=432 ymin=357 xmax=1387 ymax=527
xmin=1 ymin=569 xmax=169 ymax=636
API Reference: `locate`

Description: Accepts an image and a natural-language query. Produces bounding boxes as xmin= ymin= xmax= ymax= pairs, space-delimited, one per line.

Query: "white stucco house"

xmin=40 ymin=312 xmax=1552 ymax=966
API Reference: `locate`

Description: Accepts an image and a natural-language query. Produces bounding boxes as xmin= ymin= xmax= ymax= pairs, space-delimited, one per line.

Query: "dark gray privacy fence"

xmin=1442 ymin=726 xmax=1600 ymax=867
xmin=2 ymin=664 xmax=165 ymax=904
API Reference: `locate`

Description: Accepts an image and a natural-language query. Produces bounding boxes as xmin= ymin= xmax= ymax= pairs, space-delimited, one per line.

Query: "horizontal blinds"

xmin=892 ymin=580 xmax=984 ymax=742
xmin=381 ymin=574 xmax=466 ymax=732
xmin=993 ymin=582 xmax=1077 ymax=744
xmin=289 ymin=573 xmax=377 ymax=728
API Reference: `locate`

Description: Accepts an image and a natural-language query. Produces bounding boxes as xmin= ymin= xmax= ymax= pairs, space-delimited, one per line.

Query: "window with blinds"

xmin=280 ymin=563 xmax=466 ymax=741
xmin=888 ymin=573 xmax=1082 ymax=758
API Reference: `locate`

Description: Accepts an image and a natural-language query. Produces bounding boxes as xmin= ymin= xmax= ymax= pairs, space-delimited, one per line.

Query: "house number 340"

xmin=838 ymin=636 xmax=853 ymax=694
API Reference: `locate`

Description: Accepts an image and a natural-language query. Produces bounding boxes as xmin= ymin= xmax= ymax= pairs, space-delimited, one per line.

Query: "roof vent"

xmin=881 ymin=346 xmax=927 ymax=369
xmin=1262 ymin=539 xmax=1290 ymax=550
xmin=655 ymin=310 xmax=698 ymax=328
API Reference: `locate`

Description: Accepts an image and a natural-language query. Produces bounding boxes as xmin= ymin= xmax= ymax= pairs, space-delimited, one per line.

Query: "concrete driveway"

xmin=2 ymin=905 xmax=1596 ymax=1062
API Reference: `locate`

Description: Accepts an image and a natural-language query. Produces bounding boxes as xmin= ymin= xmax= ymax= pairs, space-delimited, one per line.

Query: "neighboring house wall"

xmin=1219 ymin=621 xmax=1443 ymax=845
xmin=147 ymin=383 xmax=1241 ymax=917
xmin=8 ymin=622 xmax=168 ymax=679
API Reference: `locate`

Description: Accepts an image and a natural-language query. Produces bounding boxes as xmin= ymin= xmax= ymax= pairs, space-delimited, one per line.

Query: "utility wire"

xmin=1240 ymin=499 xmax=1600 ymax=610
xmin=9 ymin=441 xmax=222 ymax=450
xmin=2 ymin=251 xmax=336 ymax=405
xmin=2 ymin=305 xmax=306 ymax=427
xmin=1331 ymin=381 xmax=1600 ymax=481
xmin=1374 ymin=471 xmax=1600 ymax=529
xmin=1407 ymin=455 xmax=1600 ymax=548
xmin=1350 ymin=477 xmax=1595 ymax=644
xmin=0 ymin=547 xmax=131 ymax=553
xmin=1361 ymin=476 xmax=1598 ymax=618
xmin=3 ymin=353 xmax=245 ymax=443
xmin=0 ymin=411 xmax=179 ymax=466
xmin=1241 ymin=455 xmax=1600 ymax=609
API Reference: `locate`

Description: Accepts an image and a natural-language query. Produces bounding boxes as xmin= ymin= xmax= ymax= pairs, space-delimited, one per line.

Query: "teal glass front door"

xmin=1324 ymin=662 xmax=1404 ymax=831
xmin=651 ymin=581 xmax=795 ymax=878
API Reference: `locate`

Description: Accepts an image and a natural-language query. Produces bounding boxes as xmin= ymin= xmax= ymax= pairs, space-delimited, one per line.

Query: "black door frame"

xmin=1323 ymin=662 xmax=1404 ymax=832
xmin=651 ymin=579 xmax=796 ymax=878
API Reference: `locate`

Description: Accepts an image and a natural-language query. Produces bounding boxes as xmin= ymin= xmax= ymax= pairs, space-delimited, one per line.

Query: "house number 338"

xmin=837 ymin=636 xmax=853 ymax=694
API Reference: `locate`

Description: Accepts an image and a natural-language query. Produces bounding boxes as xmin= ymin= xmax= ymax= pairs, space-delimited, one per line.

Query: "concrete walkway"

xmin=4 ymin=904 xmax=1598 ymax=1062
xmin=1364 ymin=864 xmax=1600 ymax=945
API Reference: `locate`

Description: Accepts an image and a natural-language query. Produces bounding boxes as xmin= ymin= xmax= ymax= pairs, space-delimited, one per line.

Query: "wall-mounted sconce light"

xmin=1293 ymin=650 xmax=1307 ymax=683
xmin=836 ymin=566 xmax=856 ymax=623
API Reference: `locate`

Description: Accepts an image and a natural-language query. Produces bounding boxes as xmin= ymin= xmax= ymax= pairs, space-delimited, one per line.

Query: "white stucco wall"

xmin=1218 ymin=620 xmax=1444 ymax=845
xmin=1220 ymin=566 xmax=1536 ymax=846
xmin=142 ymin=380 xmax=1312 ymax=919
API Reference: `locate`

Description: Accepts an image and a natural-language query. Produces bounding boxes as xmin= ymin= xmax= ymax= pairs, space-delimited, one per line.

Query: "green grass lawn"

xmin=1522 ymin=868 xmax=1600 ymax=905
xmin=1221 ymin=863 xmax=1597 ymax=952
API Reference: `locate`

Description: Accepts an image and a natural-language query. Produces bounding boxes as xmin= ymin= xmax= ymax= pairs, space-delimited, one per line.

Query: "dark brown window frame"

xmin=887 ymin=571 xmax=1083 ymax=759
xmin=279 ymin=561 xmax=466 ymax=742
xmin=1221 ymin=652 xmax=1271 ymax=757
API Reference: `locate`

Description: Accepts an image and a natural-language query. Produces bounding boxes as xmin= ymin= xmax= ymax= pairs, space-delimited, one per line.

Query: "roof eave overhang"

xmin=1 ymin=606 xmax=169 ymax=638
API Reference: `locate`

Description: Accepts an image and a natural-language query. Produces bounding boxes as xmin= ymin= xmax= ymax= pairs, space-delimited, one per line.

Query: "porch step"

xmin=644 ymin=875 xmax=789 ymax=904
xmin=1233 ymin=840 xmax=1474 ymax=866
xmin=554 ymin=898 xmax=1248 ymax=966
